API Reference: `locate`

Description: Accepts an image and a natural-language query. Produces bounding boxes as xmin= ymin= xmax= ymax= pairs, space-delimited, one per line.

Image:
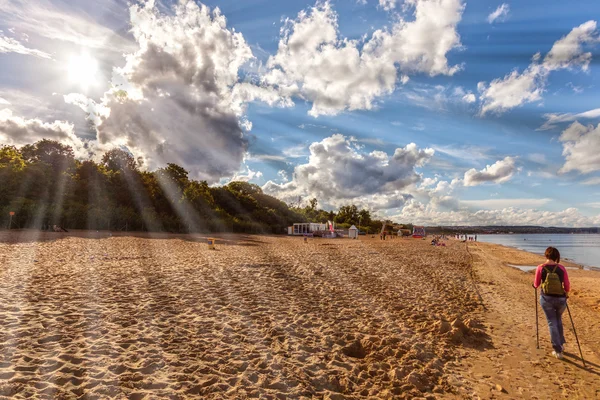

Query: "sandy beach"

xmin=0 ymin=232 xmax=598 ymax=399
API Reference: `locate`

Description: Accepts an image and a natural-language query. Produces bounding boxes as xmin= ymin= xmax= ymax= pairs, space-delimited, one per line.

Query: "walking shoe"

xmin=552 ymin=351 xmax=564 ymax=360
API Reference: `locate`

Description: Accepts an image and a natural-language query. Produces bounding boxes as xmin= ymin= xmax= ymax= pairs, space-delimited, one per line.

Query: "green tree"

xmin=0 ymin=139 xmax=402 ymax=234
xmin=102 ymin=148 xmax=138 ymax=173
xmin=227 ymin=181 xmax=263 ymax=196
xmin=335 ymin=204 xmax=359 ymax=225
xmin=0 ymin=146 xmax=26 ymax=171
xmin=21 ymin=139 xmax=75 ymax=172
xmin=156 ymin=163 xmax=189 ymax=193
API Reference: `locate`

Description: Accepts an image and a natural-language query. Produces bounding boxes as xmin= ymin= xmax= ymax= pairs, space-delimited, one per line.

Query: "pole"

xmin=534 ymin=285 xmax=539 ymax=349
xmin=566 ymin=302 xmax=586 ymax=368
xmin=8 ymin=214 xmax=12 ymax=230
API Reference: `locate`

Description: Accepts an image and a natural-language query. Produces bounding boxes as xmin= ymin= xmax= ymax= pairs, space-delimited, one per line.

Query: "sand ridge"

xmin=0 ymin=232 xmax=488 ymax=399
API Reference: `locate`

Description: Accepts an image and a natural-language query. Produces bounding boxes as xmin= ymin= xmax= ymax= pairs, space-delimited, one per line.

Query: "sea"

xmin=477 ymin=234 xmax=600 ymax=271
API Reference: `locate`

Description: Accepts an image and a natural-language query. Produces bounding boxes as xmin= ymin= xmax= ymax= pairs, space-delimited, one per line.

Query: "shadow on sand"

xmin=563 ymin=351 xmax=600 ymax=376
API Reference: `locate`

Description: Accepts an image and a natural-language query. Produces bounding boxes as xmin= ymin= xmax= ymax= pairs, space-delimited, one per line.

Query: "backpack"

xmin=541 ymin=266 xmax=565 ymax=296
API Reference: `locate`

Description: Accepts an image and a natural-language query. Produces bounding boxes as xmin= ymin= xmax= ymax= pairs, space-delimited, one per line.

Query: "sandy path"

xmin=0 ymin=232 xmax=489 ymax=399
xmin=455 ymin=242 xmax=600 ymax=399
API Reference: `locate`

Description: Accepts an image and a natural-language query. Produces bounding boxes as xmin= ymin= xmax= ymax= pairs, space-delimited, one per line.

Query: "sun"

xmin=68 ymin=54 xmax=99 ymax=90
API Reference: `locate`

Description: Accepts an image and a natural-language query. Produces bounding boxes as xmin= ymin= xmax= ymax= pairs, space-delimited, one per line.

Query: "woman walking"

xmin=533 ymin=247 xmax=570 ymax=359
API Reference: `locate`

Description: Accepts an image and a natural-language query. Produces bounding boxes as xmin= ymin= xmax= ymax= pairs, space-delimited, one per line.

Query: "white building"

xmin=290 ymin=222 xmax=328 ymax=235
xmin=348 ymin=225 xmax=358 ymax=239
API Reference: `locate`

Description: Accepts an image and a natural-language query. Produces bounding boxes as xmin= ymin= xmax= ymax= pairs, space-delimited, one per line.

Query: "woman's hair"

xmin=545 ymin=246 xmax=560 ymax=263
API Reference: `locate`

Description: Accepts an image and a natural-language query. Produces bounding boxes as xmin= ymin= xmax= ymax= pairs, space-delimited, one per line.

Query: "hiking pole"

xmin=566 ymin=302 xmax=586 ymax=368
xmin=534 ymin=285 xmax=539 ymax=349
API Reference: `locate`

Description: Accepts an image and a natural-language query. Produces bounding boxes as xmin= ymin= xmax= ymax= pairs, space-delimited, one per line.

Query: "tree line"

xmin=0 ymin=140 xmax=394 ymax=234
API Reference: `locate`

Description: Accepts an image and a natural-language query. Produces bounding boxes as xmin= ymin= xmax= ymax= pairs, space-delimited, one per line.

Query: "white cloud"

xmin=96 ymin=0 xmax=249 ymax=180
xmin=392 ymin=200 xmax=600 ymax=227
xmin=230 ymin=166 xmax=263 ymax=182
xmin=479 ymin=65 xmax=546 ymax=115
xmin=420 ymin=177 xmax=439 ymax=188
xmin=544 ymin=20 xmax=598 ymax=71
xmin=282 ymin=144 xmax=309 ymax=158
xmin=558 ymin=122 xmax=600 ymax=174
xmin=581 ymin=176 xmax=600 ymax=185
xmin=63 ymin=93 xmax=109 ymax=126
xmin=264 ymin=0 xmax=465 ymax=117
xmin=277 ymin=169 xmax=289 ymax=182
xmin=462 ymin=93 xmax=476 ymax=103
xmin=487 ymin=3 xmax=510 ymax=24
xmin=539 ymin=107 xmax=600 ymax=130
xmin=479 ymin=21 xmax=599 ymax=115
xmin=64 ymin=0 xmax=287 ymax=183
xmin=461 ymin=198 xmax=551 ymax=209
xmin=0 ymin=108 xmax=87 ymax=157
xmin=0 ymin=35 xmax=52 ymax=59
xmin=463 ymin=156 xmax=517 ymax=186
xmin=0 ymin=98 xmax=10 ymax=105
xmin=263 ymin=134 xmax=434 ymax=208
xmin=379 ymin=0 xmax=398 ymax=11
xmin=388 ymin=173 xmax=597 ymax=227
xmin=0 ymin=0 xmax=133 ymax=51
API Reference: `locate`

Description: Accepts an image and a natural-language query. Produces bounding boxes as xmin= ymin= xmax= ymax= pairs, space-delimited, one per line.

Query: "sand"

xmin=0 ymin=232 xmax=598 ymax=399
xmin=455 ymin=241 xmax=600 ymax=399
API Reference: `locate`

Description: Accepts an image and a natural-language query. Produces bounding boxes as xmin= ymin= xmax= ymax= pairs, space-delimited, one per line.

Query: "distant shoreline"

xmin=427 ymin=226 xmax=600 ymax=235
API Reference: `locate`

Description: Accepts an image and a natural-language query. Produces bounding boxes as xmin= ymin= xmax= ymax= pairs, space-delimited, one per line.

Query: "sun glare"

xmin=68 ymin=54 xmax=99 ymax=90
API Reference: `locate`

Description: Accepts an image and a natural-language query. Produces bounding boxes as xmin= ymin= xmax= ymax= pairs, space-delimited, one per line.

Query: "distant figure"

xmin=533 ymin=247 xmax=570 ymax=359
xmin=52 ymin=225 xmax=68 ymax=232
xmin=475 ymin=235 xmax=477 ymax=242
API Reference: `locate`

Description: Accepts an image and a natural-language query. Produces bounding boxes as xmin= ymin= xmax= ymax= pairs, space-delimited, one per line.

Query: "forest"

xmin=0 ymin=140 xmax=392 ymax=234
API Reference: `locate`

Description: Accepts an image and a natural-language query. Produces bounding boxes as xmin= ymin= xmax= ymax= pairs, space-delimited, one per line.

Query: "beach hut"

xmin=290 ymin=222 xmax=328 ymax=235
xmin=349 ymin=225 xmax=358 ymax=239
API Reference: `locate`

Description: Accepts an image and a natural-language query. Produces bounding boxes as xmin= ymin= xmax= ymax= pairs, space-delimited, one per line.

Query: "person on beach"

xmin=533 ymin=247 xmax=570 ymax=359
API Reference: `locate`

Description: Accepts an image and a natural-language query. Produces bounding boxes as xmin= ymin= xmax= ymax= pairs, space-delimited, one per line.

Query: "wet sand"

xmin=0 ymin=231 xmax=598 ymax=399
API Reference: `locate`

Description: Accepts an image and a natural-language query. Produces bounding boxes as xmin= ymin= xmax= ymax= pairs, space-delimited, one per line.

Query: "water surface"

xmin=478 ymin=234 xmax=600 ymax=270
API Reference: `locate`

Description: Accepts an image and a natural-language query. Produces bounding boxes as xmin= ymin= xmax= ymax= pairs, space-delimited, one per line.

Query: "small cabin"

xmin=348 ymin=225 xmax=358 ymax=239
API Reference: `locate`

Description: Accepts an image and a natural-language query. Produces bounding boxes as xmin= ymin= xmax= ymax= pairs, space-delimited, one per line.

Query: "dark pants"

xmin=540 ymin=294 xmax=567 ymax=353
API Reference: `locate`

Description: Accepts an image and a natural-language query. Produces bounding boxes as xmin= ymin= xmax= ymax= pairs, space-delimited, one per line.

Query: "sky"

xmin=1 ymin=0 xmax=600 ymax=227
